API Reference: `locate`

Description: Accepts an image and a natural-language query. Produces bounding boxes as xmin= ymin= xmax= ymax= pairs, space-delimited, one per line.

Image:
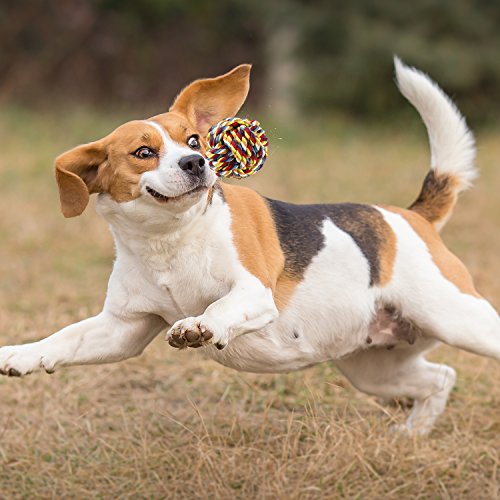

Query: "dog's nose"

xmin=178 ymin=154 xmax=205 ymax=177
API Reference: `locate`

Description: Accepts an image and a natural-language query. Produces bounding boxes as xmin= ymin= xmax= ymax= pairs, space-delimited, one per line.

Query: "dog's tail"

xmin=395 ymin=57 xmax=477 ymax=231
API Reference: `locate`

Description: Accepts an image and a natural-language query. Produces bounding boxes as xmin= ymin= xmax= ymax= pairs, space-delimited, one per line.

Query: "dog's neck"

xmin=96 ymin=189 xmax=225 ymax=263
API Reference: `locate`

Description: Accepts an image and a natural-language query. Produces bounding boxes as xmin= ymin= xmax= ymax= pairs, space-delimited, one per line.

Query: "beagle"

xmin=1 ymin=58 xmax=499 ymax=435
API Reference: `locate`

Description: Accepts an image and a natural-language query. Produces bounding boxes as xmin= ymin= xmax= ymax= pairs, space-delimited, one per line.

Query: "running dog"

xmin=1 ymin=58 xmax=498 ymax=435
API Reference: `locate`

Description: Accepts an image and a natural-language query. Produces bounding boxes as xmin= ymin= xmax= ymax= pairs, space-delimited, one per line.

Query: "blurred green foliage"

xmin=0 ymin=0 xmax=499 ymax=123
xmin=297 ymin=0 xmax=500 ymax=123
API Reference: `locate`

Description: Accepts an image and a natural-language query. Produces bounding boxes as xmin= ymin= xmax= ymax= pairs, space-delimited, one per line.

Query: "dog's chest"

xmin=114 ymin=227 xmax=237 ymax=324
xmin=151 ymin=249 xmax=230 ymax=320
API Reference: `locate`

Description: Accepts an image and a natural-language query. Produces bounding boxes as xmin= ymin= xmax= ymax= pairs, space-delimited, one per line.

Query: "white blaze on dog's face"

xmin=54 ymin=64 xmax=251 ymax=221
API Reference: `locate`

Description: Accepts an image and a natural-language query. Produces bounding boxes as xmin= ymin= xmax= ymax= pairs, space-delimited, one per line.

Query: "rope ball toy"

xmin=206 ymin=117 xmax=269 ymax=179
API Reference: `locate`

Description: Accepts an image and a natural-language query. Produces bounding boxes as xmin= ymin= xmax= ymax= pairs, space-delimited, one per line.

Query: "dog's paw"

xmin=166 ymin=317 xmax=227 ymax=350
xmin=0 ymin=345 xmax=55 ymax=377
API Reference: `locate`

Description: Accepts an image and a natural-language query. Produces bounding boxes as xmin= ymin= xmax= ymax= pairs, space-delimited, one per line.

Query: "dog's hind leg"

xmin=378 ymin=206 xmax=500 ymax=362
xmin=335 ymin=340 xmax=456 ymax=435
xmin=409 ymin=291 xmax=500 ymax=362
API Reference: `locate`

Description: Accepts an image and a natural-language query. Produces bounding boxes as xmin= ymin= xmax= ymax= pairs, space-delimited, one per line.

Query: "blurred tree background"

xmin=1 ymin=0 xmax=499 ymax=125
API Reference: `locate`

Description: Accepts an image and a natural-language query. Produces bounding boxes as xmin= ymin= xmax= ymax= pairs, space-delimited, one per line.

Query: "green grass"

xmin=0 ymin=106 xmax=499 ymax=499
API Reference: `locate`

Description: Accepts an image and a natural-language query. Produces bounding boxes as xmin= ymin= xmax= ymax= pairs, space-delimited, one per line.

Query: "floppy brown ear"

xmin=55 ymin=140 xmax=107 ymax=218
xmin=170 ymin=64 xmax=251 ymax=136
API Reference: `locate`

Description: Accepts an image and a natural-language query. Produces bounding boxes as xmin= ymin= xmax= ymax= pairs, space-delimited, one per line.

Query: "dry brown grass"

xmin=0 ymin=108 xmax=499 ymax=499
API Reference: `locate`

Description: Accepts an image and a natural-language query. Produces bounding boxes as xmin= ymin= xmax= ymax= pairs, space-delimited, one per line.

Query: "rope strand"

xmin=206 ymin=117 xmax=268 ymax=178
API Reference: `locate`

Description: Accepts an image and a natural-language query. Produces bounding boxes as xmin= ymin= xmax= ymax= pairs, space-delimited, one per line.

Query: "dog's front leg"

xmin=166 ymin=279 xmax=279 ymax=350
xmin=0 ymin=312 xmax=166 ymax=377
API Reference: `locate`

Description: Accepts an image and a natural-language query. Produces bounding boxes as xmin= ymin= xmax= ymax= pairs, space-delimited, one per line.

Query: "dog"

xmin=1 ymin=58 xmax=498 ymax=435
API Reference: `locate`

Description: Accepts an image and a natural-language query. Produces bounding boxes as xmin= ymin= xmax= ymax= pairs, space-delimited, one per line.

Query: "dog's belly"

xmin=203 ymin=274 xmax=377 ymax=372
xmin=205 ymin=223 xmax=380 ymax=372
xmin=203 ymin=309 xmax=371 ymax=373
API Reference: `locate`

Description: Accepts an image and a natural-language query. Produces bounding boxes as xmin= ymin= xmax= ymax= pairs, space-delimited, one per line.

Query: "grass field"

xmin=0 ymin=107 xmax=499 ymax=499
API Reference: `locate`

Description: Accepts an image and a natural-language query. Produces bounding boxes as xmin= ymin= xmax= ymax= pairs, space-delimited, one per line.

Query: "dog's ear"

xmin=55 ymin=140 xmax=108 ymax=218
xmin=170 ymin=64 xmax=251 ymax=136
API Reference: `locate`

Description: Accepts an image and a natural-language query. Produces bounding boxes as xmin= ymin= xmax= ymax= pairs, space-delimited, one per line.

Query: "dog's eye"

xmin=133 ymin=147 xmax=157 ymax=159
xmin=187 ymin=135 xmax=200 ymax=150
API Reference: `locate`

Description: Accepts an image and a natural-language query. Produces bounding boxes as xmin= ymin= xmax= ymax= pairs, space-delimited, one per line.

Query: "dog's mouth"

xmin=145 ymin=185 xmax=206 ymax=203
xmin=146 ymin=186 xmax=169 ymax=202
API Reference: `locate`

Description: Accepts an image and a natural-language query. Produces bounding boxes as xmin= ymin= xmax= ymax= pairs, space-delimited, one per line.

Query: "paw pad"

xmin=7 ymin=368 xmax=21 ymax=377
xmin=167 ymin=324 xmax=213 ymax=349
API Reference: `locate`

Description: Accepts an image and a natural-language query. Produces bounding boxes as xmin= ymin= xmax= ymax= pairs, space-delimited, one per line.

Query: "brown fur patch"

xmin=221 ymin=184 xmax=299 ymax=309
xmin=409 ymin=171 xmax=460 ymax=226
xmin=55 ymin=141 xmax=105 ymax=218
xmin=170 ymin=65 xmax=251 ymax=136
xmin=377 ymin=217 xmax=397 ymax=286
xmin=385 ymin=206 xmax=481 ymax=297
xmin=274 ymin=274 xmax=300 ymax=311
xmin=149 ymin=111 xmax=207 ymax=155
xmin=55 ymin=121 xmax=167 ymax=216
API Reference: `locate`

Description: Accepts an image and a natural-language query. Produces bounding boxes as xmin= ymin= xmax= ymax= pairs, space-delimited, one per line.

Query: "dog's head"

xmin=55 ymin=64 xmax=251 ymax=219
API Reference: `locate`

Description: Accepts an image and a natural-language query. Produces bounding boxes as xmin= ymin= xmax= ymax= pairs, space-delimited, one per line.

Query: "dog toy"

xmin=206 ymin=117 xmax=269 ymax=179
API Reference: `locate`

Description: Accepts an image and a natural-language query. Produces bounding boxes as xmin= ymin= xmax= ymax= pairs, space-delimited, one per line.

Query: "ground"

xmin=0 ymin=108 xmax=499 ymax=499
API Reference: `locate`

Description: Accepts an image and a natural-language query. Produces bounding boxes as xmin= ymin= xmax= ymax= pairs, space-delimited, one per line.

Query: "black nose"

xmin=178 ymin=154 xmax=205 ymax=177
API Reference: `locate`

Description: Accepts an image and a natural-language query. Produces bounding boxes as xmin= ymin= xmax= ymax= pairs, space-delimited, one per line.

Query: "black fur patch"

xmin=265 ymin=199 xmax=389 ymax=286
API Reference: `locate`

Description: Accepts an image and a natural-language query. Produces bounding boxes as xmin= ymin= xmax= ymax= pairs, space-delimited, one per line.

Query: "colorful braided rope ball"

xmin=206 ymin=117 xmax=269 ymax=179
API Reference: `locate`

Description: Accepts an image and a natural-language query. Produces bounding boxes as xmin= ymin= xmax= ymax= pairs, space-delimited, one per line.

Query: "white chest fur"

xmin=99 ymin=194 xmax=244 ymax=325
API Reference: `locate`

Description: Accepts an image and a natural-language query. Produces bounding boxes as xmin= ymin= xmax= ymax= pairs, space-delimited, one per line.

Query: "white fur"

xmin=1 ymin=60 xmax=499 ymax=436
xmin=394 ymin=57 xmax=477 ymax=190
